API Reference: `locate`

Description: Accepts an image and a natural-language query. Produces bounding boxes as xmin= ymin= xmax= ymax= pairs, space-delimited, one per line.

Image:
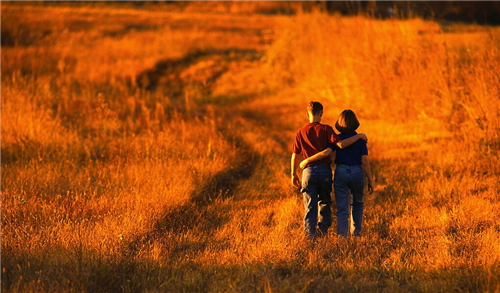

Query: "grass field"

xmin=2 ymin=2 xmax=500 ymax=292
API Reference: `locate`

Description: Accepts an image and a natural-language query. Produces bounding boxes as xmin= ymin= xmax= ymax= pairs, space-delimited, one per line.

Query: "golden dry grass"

xmin=2 ymin=3 xmax=500 ymax=292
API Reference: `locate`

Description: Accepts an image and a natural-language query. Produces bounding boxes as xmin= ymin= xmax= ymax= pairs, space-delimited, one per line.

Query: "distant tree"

xmin=323 ymin=1 xmax=500 ymax=25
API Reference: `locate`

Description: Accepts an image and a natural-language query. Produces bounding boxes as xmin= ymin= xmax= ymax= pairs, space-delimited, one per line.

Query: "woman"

xmin=299 ymin=109 xmax=374 ymax=237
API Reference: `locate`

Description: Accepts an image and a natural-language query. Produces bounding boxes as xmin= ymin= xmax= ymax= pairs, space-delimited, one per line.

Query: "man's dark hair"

xmin=307 ymin=101 xmax=323 ymax=116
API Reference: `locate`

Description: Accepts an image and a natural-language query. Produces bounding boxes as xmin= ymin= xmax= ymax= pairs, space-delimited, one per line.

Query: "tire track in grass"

xmin=124 ymin=50 xmax=262 ymax=258
xmin=124 ymin=119 xmax=259 ymax=258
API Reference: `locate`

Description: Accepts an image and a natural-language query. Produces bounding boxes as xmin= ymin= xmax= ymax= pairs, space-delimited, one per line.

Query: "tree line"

xmin=324 ymin=1 xmax=500 ymax=25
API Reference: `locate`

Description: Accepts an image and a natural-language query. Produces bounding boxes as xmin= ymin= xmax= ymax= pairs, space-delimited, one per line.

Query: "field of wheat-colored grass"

xmin=2 ymin=2 xmax=500 ymax=292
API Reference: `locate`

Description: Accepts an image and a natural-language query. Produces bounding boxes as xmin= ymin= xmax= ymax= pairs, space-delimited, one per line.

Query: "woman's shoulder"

xmin=338 ymin=132 xmax=357 ymax=139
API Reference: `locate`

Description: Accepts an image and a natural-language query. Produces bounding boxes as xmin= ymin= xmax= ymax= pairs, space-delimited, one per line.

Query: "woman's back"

xmin=334 ymin=131 xmax=368 ymax=166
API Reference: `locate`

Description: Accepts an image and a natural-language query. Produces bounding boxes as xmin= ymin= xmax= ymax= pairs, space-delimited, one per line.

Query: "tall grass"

xmin=2 ymin=3 xmax=500 ymax=292
xmin=265 ymin=11 xmax=500 ymax=142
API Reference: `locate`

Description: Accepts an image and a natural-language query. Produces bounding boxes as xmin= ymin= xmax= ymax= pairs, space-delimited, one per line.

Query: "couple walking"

xmin=291 ymin=101 xmax=374 ymax=240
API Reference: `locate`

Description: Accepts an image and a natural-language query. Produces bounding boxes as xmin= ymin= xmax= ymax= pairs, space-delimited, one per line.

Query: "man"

xmin=291 ymin=101 xmax=367 ymax=240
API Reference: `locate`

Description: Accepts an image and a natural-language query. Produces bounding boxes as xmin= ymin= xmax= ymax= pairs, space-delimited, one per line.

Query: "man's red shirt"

xmin=292 ymin=122 xmax=340 ymax=167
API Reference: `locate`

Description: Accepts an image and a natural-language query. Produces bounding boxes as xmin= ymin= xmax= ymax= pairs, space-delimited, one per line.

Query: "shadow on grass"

xmin=136 ymin=48 xmax=262 ymax=97
xmin=124 ymin=119 xmax=261 ymax=258
xmin=4 ymin=244 xmax=498 ymax=293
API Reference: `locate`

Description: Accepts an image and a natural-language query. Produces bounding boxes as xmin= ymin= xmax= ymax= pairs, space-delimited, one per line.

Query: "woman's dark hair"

xmin=335 ymin=109 xmax=360 ymax=134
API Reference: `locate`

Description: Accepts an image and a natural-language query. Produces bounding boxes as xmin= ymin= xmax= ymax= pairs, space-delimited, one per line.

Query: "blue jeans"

xmin=334 ymin=164 xmax=364 ymax=237
xmin=301 ymin=164 xmax=333 ymax=239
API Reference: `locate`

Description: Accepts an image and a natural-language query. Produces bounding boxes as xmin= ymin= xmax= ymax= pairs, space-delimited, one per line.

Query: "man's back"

xmin=292 ymin=122 xmax=339 ymax=168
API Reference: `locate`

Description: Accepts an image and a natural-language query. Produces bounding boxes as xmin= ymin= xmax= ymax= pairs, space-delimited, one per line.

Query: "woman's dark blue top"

xmin=327 ymin=131 xmax=368 ymax=166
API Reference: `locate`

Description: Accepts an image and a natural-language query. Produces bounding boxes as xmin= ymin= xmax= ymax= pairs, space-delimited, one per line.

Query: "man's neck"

xmin=309 ymin=116 xmax=321 ymax=123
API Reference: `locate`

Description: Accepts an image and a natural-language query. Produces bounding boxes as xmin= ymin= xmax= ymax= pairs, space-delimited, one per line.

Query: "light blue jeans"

xmin=334 ymin=164 xmax=364 ymax=237
xmin=301 ymin=164 xmax=333 ymax=239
